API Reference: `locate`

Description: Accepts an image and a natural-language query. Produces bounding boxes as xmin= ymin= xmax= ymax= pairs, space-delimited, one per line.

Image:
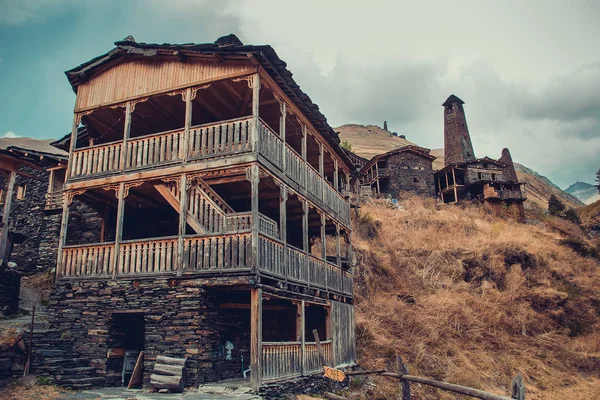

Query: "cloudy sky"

xmin=0 ymin=0 xmax=598 ymax=188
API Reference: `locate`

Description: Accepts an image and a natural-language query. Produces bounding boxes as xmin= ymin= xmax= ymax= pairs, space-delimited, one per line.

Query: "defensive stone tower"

xmin=499 ymin=147 xmax=519 ymax=182
xmin=442 ymin=94 xmax=475 ymax=166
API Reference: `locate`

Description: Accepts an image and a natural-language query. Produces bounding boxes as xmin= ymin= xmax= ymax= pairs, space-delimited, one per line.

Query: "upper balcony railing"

xmin=68 ymin=117 xmax=350 ymax=226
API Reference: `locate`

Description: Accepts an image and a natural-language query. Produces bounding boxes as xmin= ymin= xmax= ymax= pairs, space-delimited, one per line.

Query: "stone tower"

xmin=499 ymin=148 xmax=518 ymax=182
xmin=442 ymin=94 xmax=475 ymax=166
xmin=383 ymin=121 xmax=388 ymax=131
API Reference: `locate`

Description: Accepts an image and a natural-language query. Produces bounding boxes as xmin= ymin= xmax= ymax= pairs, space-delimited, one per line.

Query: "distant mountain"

xmin=565 ymin=182 xmax=600 ymax=205
xmin=336 ymin=123 xmax=583 ymax=210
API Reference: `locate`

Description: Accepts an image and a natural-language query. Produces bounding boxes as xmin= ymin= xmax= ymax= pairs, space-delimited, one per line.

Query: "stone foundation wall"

xmin=49 ymin=278 xmax=250 ymax=387
xmin=260 ymin=374 xmax=348 ymax=400
xmin=0 ymin=270 xmax=21 ymax=315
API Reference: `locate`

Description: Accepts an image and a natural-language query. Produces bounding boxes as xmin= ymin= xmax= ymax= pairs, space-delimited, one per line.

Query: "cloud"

xmin=0 ymin=0 xmax=72 ymax=25
xmin=2 ymin=131 xmax=21 ymax=138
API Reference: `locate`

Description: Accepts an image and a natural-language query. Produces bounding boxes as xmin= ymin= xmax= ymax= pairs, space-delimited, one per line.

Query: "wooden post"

xmin=511 ymin=374 xmax=525 ymax=400
xmin=301 ymin=125 xmax=308 ymax=189
xmin=121 ymin=102 xmax=132 ymax=171
xmin=250 ymin=288 xmax=263 ymax=392
xmin=345 ymin=171 xmax=350 ymax=195
xmin=397 ymin=354 xmax=411 ymax=400
xmin=250 ymin=165 xmax=260 ymax=272
xmin=312 ymin=329 xmax=332 ymax=391
xmin=302 ymin=201 xmax=309 ymax=253
xmin=280 ymin=100 xmax=286 ymax=172
xmin=335 ymin=224 xmax=341 ymax=267
xmin=333 ymin=159 xmax=339 ymax=192
xmin=452 ymin=168 xmax=458 ymax=203
xmin=113 ymin=183 xmax=126 ymax=279
xmin=23 ymin=306 xmax=35 ymax=376
xmin=0 ymin=171 xmax=16 ymax=266
xmin=300 ymin=300 xmax=306 ymax=375
xmin=55 ymin=190 xmax=70 ymax=278
xmin=279 ymin=184 xmax=287 ymax=243
xmin=375 ymin=163 xmax=381 ymax=194
xmin=320 ymin=213 xmax=326 ymax=261
xmin=183 ymin=87 xmax=192 ymax=161
xmin=279 ymin=184 xmax=287 ymax=279
xmin=251 ymin=73 xmax=260 ymax=152
xmin=65 ymin=113 xmax=79 ymax=182
xmin=178 ymin=174 xmax=188 ymax=275
xmin=319 ymin=143 xmax=325 ymax=201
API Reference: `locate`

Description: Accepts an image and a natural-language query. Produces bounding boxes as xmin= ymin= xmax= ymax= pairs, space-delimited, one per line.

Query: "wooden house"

xmin=44 ymin=35 xmax=356 ymax=391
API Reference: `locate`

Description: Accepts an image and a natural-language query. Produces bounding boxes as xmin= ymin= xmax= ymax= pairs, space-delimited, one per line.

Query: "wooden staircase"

xmin=154 ymin=177 xmax=236 ymax=234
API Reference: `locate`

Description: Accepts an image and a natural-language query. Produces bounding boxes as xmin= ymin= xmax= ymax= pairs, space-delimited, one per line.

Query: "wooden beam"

xmin=219 ymin=302 xmax=290 ymax=311
xmin=120 ymin=102 xmax=132 ymax=171
xmin=222 ymin=80 xmax=244 ymax=102
xmin=0 ymin=171 xmax=16 ymax=266
xmin=250 ymin=288 xmax=263 ymax=392
xmin=279 ymin=184 xmax=287 ymax=244
xmin=250 ymin=164 xmax=260 ymax=272
xmin=178 ymin=174 xmax=188 ymax=275
xmin=153 ymin=183 xmax=204 ymax=234
xmin=55 ymin=191 xmax=71 ymax=278
xmin=251 ymin=73 xmax=260 ymax=152
xmin=113 ymin=183 xmax=126 ymax=278
xmin=300 ymin=300 xmax=306 ymax=375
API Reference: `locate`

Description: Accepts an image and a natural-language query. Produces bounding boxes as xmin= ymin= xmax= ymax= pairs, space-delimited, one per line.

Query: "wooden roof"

xmin=63 ymin=34 xmax=354 ymax=170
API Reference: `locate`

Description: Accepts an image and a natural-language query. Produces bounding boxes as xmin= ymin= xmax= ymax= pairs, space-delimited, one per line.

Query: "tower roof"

xmin=442 ymin=94 xmax=465 ymax=107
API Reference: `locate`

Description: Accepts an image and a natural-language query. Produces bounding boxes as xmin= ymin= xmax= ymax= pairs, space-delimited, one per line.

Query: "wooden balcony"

xmin=58 ymin=215 xmax=352 ymax=297
xmin=68 ymin=117 xmax=350 ymax=227
xmin=262 ymin=340 xmax=333 ymax=381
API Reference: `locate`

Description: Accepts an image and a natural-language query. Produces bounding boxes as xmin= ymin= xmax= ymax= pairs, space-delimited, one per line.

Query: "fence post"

xmin=511 ymin=374 xmax=525 ymax=400
xmin=396 ymin=354 xmax=411 ymax=400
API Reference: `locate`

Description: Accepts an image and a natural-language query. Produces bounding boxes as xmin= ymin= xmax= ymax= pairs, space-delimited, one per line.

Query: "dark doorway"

xmin=108 ymin=313 xmax=145 ymax=386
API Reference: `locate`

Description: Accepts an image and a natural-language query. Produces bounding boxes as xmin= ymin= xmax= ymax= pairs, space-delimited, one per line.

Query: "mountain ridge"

xmin=565 ymin=181 xmax=600 ymax=205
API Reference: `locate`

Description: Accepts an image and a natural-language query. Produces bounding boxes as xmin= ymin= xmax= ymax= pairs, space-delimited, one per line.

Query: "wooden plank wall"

xmin=331 ymin=301 xmax=356 ymax=367
xmin=75 ymin=58 xmax=254 ymax=111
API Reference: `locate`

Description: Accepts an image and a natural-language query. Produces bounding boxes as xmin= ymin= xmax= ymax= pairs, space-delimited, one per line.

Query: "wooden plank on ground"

xmin=128 ymin=351 xmax=144 ymax=389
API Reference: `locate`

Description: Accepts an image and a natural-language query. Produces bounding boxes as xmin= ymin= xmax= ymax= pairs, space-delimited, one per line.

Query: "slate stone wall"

xmin=49 ymin=278 xmax=250 ymax=387
xmin=383 ymin=152 xmax=435 ymax=197
xmin=0 ymin=167 xmax=61 ymax=275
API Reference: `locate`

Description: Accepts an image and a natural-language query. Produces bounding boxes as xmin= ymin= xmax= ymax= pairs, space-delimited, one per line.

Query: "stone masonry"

xmin=385 ymin=151 xmax=435 ymax=197
xmin=45 ymin=277 xmax=251 ymax=388
xmin=443 ymin=94 xmax=475 ymax=166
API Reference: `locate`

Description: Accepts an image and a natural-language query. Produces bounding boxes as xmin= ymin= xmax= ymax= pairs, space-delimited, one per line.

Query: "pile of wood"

xmin=150 ymin=355 xmax=187 ymax=393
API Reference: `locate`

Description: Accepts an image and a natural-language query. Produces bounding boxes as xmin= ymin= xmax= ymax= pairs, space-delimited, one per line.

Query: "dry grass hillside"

xmin=336 ymin=124 xmax=583 ymax=210
xmin=347 ymin=197 xmax=600 ymax=400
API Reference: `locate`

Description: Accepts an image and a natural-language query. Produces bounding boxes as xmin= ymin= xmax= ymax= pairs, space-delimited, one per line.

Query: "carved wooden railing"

xmin=225 ymin=212 xmax=253 ymax=232
xmin=258 ymin=235 xmax=285 ymax=277
xmin=258 ymin=120 xmax=283 ymax=169
xmin=261 ymin=340 xmax=333 ymax=381
xmin=183 ymin=232 xmax=252 ymax=272
xmin=126 ymin=128 xmax=184 ymax=170
xmin=258 ymin=213 xmax=279 ymax=239
xmin=258 ymin=234 xmax=352 ymax=296
xmin=285 ymin=146 xmax=306 ymax=187
xmin=70 ymin=141 xmax=122 ymax=179
xmin=305 ymin=340 xmax=333 ymax=373
xmin=61 ymin=242 xmax=114 ymax=277
xmin=45 ymin=190 xmax=64 ymax=211
xmin=306 ymin=165 xmax=322 ymax=200
xmin=262 ymin=342 xmax=303 ymax=381
xmin=118 ymin=236 xmax=179 ymax=275
xmin=188 ymin=117 xmax=252 ymax=160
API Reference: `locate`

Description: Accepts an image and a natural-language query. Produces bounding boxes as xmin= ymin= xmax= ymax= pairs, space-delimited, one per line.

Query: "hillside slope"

xmin=336 ymin=124 xmax=583 ymax=210
xmin=566 ymin=182 xmax=600 ymax=205
xmin=350 ymin=197 xmax=600 ymax=400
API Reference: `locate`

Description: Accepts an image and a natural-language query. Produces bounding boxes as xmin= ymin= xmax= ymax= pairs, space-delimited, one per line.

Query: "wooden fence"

xmin=261 ymin=340 xmax=333 ymax=381
xmin=325 ymin=355 xmax=526 ymax=400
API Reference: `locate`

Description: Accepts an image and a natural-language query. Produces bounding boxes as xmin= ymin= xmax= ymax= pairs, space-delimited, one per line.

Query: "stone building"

xmin=35 ymin=35 xmax=356 ymax=393
xmin=0 ymin=139 xmax=67 ymax=314
xmin=360 ymin=145 xmax=436 ymax=197
xmin=434 ymin=95 xmax=525 ymax=217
